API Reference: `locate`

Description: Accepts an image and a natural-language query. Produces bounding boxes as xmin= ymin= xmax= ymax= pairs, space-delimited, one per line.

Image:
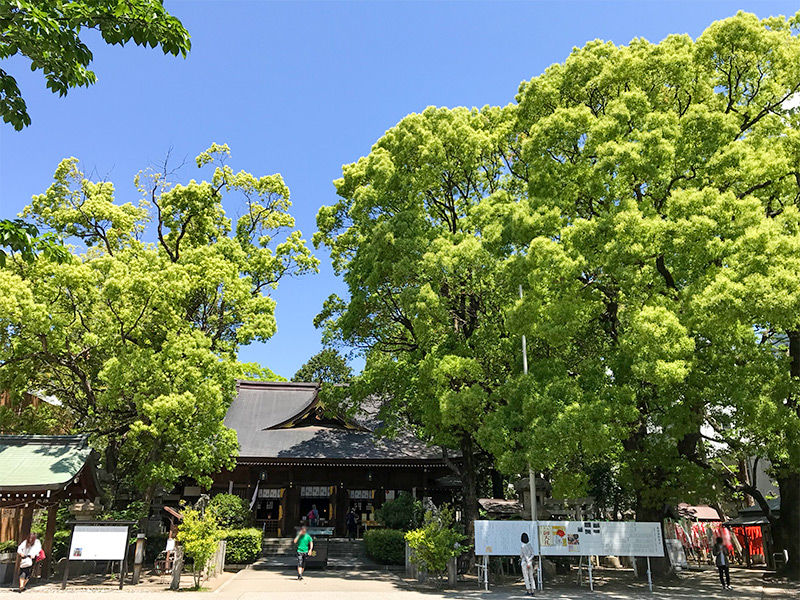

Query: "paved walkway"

xmin=0 ymin=567 xmax=797 ymax=599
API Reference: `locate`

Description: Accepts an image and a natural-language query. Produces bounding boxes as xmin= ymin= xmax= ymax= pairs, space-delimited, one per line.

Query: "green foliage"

xmin=315 ymin=105 xmax=518 ymax=536
xmin=209 ymin=494 xmax=252 ymax=530
xmin=236 ymin=362 xmax=287 ymax=382
xmin=0 ymin=1 xmax=191 ymax=129
xmin=177 ymin=507 xmax=220 ymax=588
xmin=52 ymin=530 xmax=71 ymax=561
xmin=0 ymin=144 xmax=317 ymax=506
xmin=363 ymin=529 xmax=406 ymax=565
xmin=0 ymin=540 xmax=17 ymax=553
xmin=222 ymin=528 xmax=262 ymax=564
xmin=405 ymin=506 xmax=469 ymax=575
xmin=0 ymin=219 xmax=70 ymax=267
xmin=292 ymin=348 xmax=352 ymax=383
xmin=375 ymin=492 xmax=422 ymax=531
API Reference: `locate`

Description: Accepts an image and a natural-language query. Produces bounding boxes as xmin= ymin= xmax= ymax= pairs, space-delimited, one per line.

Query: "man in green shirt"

xmin=293 ymin=526 xmax=314 ymax=580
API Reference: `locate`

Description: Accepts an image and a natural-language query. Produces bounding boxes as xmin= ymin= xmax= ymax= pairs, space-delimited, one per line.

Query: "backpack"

xmin=308 ymin=510 xmax=315 ymax=520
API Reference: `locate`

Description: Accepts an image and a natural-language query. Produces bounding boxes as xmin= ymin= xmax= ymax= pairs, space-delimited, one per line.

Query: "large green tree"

xmin=0 ymin=0 xmax=190 ymax=130
xmin=481 ymin=11 xmax=800 ymax=578
xmin=315 ymin=106 xmax=518 ymax=548
xmin=292 ymin=348 xmax=352 ymax=383
xmin=0 ymin=144 xmax=317 ymax=506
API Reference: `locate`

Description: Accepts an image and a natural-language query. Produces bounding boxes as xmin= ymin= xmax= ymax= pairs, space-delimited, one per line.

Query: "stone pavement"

xmin=0 ymin=567 xmax=797 ymax=599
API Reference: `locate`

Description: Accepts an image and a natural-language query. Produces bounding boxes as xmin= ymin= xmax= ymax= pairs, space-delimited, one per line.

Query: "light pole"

xmin=520 ymin=285 xmax=541 ymax=590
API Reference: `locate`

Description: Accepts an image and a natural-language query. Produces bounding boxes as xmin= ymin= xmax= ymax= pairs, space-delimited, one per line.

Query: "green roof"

xmin=0 ymin=435 xmax=92 ymax=491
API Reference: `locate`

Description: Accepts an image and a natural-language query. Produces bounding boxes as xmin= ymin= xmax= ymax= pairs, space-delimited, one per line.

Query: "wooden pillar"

xmin=41 ymin=504 xmax=58 ymax=580
xmin=14 ymin=504 xmax=34 ymax=585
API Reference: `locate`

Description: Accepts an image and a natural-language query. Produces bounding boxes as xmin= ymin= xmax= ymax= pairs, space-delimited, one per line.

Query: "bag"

xmin=307 ymin=510 xmax=315 ymax=520
xmin=36 ymin=549 xmax=46 ymax=562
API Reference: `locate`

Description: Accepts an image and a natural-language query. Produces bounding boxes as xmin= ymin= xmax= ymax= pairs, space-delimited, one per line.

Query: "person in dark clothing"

xmin=346 ymin=509 xmax=358 ymax=540
xmin=713 ymin=536 xmax=731 ymax=590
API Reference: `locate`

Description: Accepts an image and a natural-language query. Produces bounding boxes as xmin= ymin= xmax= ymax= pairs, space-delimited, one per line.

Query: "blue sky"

xmin=1 ymin=1 xmax=797 ymax=378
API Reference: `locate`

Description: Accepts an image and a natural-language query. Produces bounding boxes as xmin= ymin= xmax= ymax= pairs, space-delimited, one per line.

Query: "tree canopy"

xmin=0 ymin=0 xmax=190 ymax=130
xmin=0 ymin=144 xmax=317 ymax=504
xmin=316 ymin=11 xmax=800 ymax=578
xmin=292 ymin=348 xmax=352 ymax=383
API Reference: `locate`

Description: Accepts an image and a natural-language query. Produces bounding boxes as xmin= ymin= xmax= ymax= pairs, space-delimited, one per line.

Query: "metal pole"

xmin=646 ymin=556 xmax=653 ymax=592
xmin=520 ymin=285 xmax=540 ymax=590
xmin=588 ymin=556 xmax=594 ymax=591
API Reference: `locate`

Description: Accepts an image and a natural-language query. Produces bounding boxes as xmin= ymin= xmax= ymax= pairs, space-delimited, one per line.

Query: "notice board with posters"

xmin=474 ymin=520 xmax=539 ymax=556
xmin=537 ymin=520 xmax=664 ymax=557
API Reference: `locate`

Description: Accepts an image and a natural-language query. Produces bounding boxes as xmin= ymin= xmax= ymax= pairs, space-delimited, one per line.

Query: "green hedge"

xmin=223 ymin=528 xmax=262 ymax=564
xmin=364 ymin=529 xmax=405 ymax=565
xmin=52 ymin=530 xmax=71 ymax=560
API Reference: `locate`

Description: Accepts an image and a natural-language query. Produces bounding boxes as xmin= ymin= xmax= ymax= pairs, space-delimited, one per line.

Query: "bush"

xmin=223 ymin=528 xmax=262 ymax=564
xmin=405 ymin=505 xmax=469 ymax=575
xmin=208 ymin=493 xmax=252 ymax=529
xmin=0 ymin=540 xmax=17 ymax=553
xmin=52 ymin=530 xmax=71 ymax=560
xmin=364 ymin=529 xmax=405 ymax=565
xmin=177 ymin=507 xmax=221 ymax=588
xmin=376 ymin=493 xmax=422 ymax=531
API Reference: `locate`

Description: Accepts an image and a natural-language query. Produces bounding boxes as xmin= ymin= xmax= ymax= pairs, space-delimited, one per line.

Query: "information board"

xmin=474 ymin=520 xmax=539 ymax=556
xmin=537 ymin=520 xmax=604 ymax=556
xmin=68 ymin=524 xmax=129 ymax=561
xmin=601 ymin=522 xmax=663 ymax=557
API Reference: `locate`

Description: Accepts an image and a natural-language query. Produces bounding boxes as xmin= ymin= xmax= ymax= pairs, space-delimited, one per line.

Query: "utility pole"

xmin=520 ymin=285 xmax=540 ymax=590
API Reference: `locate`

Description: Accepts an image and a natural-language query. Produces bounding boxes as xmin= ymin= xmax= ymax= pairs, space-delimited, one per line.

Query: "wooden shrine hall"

xmin=0 ymin=435 xmax=100 ymax=578
xmin=194 ymin=381 xmax=456 ymax=537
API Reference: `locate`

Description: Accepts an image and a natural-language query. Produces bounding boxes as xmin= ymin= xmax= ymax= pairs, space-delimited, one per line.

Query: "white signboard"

xmin=69 ymin=525 xmax=129 ymax=561
xmin=474 ymin=520 xmax=539 ymax=556
xmin=601 ymin=522 xmax=663 ymax=557
xmin=475 ymin=520 xmax=664 ymax=558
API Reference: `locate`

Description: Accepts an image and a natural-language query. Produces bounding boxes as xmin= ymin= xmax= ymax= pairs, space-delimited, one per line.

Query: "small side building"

xmin=197 ymin=381 xmax=454 ymax=537
xmin=0 ymin=435 xmax=99 ymax=578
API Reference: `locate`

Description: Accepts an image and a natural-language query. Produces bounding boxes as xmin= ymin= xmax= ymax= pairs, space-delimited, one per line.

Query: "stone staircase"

xmin=253 ymin=538 xmax=391 ymax=570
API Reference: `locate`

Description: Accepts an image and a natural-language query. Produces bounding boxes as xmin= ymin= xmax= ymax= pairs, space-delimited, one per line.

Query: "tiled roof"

xmin=226 ymin=381 xmax=442 ymax=461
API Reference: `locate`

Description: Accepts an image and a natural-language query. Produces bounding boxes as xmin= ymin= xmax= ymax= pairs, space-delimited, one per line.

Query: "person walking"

xmin=346 ymin=509 xmax=358 ymax=541
xmin=16 ymin=532 xmax=42 ymax=592
xmin=520 ymin=532 xmax=535 ymax=596
xmin=713 ymin=536 xmax=731 ymax=590
xmin=307 ymin=505 xmax=319 ymax=527
xmin=293 ymin=526 xmax=313 ymax=581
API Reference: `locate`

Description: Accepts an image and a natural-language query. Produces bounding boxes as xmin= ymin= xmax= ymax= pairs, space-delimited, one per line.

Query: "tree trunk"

xmin=634 ymin=502 xmax=675 ymax=580
xmin=460 ymin=436 xmax=478 ymax=564
xmin=775 ymin=473 xmax=800 ymax=580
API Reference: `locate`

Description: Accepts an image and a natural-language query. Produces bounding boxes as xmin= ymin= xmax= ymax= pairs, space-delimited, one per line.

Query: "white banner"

xmin=68 ymin=525 xmax=129 ymax=561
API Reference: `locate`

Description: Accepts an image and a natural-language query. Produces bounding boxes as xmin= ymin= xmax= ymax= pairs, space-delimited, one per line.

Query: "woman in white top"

xmin=520 ymin=532 xmax=535 ymax=596
xmin=17 ymin=532 xmax=42 ymax=592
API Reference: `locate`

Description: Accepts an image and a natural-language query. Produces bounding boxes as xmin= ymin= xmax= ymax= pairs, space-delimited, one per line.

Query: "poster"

xmin=68 ymin=525 xmax=129 ymax=561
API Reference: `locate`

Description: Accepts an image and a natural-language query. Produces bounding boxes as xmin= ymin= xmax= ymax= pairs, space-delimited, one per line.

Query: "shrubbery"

xmin=223 ymin=528 xmax=262 ymax=564
xmin=178 ymin=507 xmax=221 ymax=588
xmin=364 ymin=529 xmax=405 ymax=565
xmin=209 ymin=494 xmax=252 ymax=529
xmin=0 ymin=540 xmax=17 ymax=553
xmin=52 ymin=530 xmax=71 ymax=560
xmin=405 ymin=506 xmax=468 ymax=575
xmin=376 ymin=493 xmax=422 ymax=531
